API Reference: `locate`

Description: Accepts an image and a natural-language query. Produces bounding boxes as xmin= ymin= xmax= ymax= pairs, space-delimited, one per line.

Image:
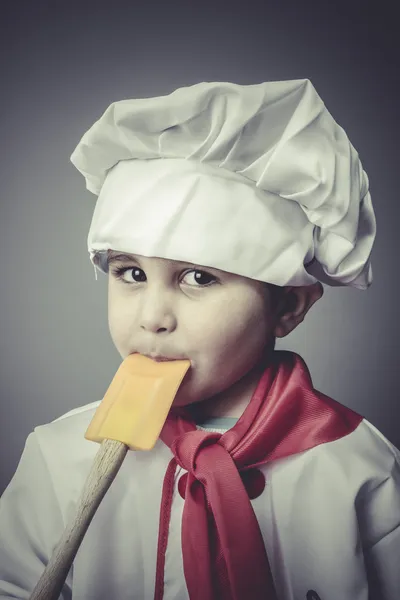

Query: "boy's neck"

xmin=188 ymin=359 xmax=268 ymax=420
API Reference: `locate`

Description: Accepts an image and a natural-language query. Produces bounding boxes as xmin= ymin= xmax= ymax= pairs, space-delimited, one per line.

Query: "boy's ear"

xmin=273 ymin=282 xmax=324 ymax=338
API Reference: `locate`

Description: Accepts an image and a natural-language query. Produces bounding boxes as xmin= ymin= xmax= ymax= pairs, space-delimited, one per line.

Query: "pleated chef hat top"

xmin=70 ymin=79 xmax=376 ymax=288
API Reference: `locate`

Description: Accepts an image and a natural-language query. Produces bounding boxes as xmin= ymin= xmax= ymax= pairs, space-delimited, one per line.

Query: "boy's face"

xmin=107 ymin=252 xmax=280 ymax=409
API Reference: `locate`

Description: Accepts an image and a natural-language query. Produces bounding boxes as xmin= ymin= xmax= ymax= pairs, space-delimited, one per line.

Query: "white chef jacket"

xmin=0 ymin=399 xmax=399 ymax=600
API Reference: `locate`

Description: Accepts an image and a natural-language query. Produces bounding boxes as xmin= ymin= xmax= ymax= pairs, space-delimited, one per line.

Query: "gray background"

xmin=1 ymin=0 xmax=399 ymax=495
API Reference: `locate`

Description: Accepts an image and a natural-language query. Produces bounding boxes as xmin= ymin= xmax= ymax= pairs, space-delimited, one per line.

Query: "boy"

xmin=0 ymin=79 xmax=399 ymax=600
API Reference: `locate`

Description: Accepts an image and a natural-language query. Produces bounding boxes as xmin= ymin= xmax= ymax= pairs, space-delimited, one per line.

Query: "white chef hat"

xmin=70 ymin=79 xmax=376 ymax=289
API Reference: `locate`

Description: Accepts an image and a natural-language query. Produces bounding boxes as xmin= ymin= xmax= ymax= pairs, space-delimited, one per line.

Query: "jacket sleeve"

xmin=359 ymin=439 xmax=400 ymax=600
xmin=0 ymin=431 xmax=72 ymax=599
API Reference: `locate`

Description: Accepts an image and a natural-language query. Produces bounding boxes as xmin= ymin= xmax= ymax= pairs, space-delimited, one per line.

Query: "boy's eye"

xmin=111 ymin=266 xmax=146 ymax=283
xmin=181 ymin=270 xmax=217 ymax=287
xmin=110 ymin=266 xmax=217 ymax=287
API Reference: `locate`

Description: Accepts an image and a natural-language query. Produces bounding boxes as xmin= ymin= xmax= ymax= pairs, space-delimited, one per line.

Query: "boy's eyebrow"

xmin=106 ymin=251 xmax=222 ymax=274
xmin=107 ymin=252 xmax=139 ymax=265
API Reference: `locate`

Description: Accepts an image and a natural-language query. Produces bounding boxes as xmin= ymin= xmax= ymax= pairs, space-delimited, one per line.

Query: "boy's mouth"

xmin=141 ymin=352 xmax=187 ymax=363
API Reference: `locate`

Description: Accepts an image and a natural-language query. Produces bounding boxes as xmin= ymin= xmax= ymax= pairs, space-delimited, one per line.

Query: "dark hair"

xmin=92 ymin=250 xmax=110 ymax=274
xmin=267 ymin=282 xmax=284 ymax=309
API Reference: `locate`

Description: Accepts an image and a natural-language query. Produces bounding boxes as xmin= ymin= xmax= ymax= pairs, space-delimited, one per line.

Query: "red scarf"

xmin=154 ymin=350 xmax=363 ymax=599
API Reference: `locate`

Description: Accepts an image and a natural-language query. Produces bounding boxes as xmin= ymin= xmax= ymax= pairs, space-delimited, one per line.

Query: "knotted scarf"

xmin=155 ymin=351 xmax=363 ymax=599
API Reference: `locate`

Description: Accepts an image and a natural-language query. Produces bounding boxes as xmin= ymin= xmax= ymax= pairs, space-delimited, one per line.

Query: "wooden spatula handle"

xmin=29 ymin=438 xmax=129 ymax=600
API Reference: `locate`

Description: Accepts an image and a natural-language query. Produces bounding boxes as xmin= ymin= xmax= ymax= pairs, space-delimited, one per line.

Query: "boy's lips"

xmin=140 ymin=352 xmax=189 ymax=363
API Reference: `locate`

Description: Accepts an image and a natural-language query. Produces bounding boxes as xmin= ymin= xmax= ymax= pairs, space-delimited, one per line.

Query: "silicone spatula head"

xmin=85 ymin=354 xmax=191 ymax=451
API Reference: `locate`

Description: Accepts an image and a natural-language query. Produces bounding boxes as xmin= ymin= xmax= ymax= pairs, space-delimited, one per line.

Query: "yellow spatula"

xmin=29 ymin=354 xmax=191 ymax=600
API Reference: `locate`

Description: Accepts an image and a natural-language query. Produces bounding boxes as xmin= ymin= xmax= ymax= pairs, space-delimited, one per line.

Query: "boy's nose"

xmin=138 ymin=290 xmax=177 ymax=334
xmin=140 ymin=319 xmax=174 ymax=333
